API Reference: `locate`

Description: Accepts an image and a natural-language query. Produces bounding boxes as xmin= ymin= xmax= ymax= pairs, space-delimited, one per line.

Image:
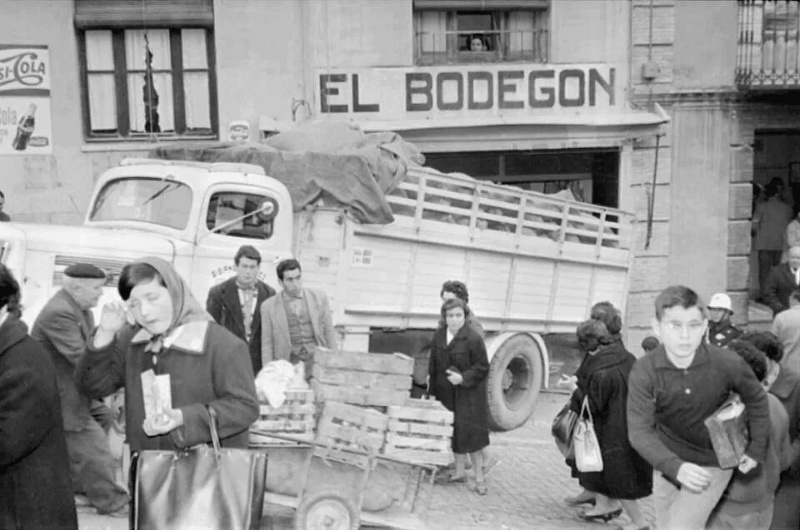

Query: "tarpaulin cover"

xmin=149 ymin=122 xmax=425 ymax=224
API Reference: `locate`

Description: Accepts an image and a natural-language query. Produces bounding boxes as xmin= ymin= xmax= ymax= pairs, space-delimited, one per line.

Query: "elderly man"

xmin=260 ymin=258 xmax=337 ymax=371
xmin=31 ymin=263 xmax=128 ymax=517
xmin=765 ymin=245 xmax=800 ymax=316
xmin=206 ymin=245 xmax=276 ymax=375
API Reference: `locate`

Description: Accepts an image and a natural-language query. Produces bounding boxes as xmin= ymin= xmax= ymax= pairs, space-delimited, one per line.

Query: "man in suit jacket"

xmin=765 ymin=246 xmax=800 ymax=315
xmin=31 ymin=263 xmax=128 ymax=516
xmin=260 ymin=258 xmax=337 ymax=372
xmin=206 ymin=245 xmax=276 ymax=375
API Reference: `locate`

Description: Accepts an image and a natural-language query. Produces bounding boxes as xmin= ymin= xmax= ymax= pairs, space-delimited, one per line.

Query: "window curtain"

xmin=125 ymin=29 xmax=174 ymax=132
xmin=85 ymin=30 xmax=117 ymax=131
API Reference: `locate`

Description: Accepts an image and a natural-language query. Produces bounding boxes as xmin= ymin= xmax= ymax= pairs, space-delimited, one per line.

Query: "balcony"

xmin=737 ymin=0 xmax=800 ymax=88
xmin=414 ymin=28 xmax=549 ymax=65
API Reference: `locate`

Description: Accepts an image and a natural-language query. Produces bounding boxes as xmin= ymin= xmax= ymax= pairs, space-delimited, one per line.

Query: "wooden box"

xmin=315 ymin=400 xmax=389 ymax=453
xmin=383 ymin=398 xmax=454 ymax=466
xmin=704 ymin=394 xmax=749 ymax=469
xmin=250 ymin=389 xmax=316 ymax=446
xmin=311 ymin=347 xmax=413 ymax=408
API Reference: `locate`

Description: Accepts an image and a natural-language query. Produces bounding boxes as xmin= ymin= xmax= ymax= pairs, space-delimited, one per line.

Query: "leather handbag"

xmin=551 ymin=401 xmax=578 ymax=458
xmin=573 ymin=396 xmax=603 ymax=472
xmin=131 ymin=407 xmax=268 ymax=530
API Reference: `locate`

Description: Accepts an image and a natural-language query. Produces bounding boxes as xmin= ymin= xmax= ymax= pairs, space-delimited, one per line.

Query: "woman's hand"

xmin=94 ymin=301 xmax=128 ymax=348
xmin=558 ymin=374 xmax=578 ymax=392
xmin=446 ymin=369 xmax=464 ymax=386
xmin=142 ymin=408 xmax=184 ymax=437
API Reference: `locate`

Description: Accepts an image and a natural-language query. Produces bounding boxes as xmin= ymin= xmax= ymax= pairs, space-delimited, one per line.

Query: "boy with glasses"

xmin=626 ymin=285 xmax=770 ymax=530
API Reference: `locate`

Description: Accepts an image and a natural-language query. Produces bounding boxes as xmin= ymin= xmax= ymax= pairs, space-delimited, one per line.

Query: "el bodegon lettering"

xmin=319 ymin=66 xmax=615 ymax=114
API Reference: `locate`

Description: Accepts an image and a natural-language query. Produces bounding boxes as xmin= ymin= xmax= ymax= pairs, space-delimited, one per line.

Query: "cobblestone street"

xmin=79 ymin=391 xmax=656 ymax=530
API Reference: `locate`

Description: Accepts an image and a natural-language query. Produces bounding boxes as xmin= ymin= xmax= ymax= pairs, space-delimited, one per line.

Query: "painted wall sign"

xmin=0 ymin=45 xmax=52 ymax=155
xmin=315 ymin=64 xmax=618 ymax=121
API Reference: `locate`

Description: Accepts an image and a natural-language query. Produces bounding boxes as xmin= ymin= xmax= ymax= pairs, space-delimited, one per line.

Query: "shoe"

xmin=475 ymin=481 xmax=488 ymax=496
xmin=435 ymin=471 xmax=468 ymax=485
xmin=565 ymin=492 xmax=596 ymax=506
xmin=578 ymin=508 xmax=623 ymax=522
xmin=483 ymin=455 xmax=500 ymax=475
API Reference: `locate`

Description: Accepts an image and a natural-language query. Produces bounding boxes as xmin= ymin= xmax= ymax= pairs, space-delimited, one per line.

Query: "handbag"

xmin=573 ymin=396 xmax=603 ymax=472
xmin=551 ymin=401 xmax=578 ymax=458
xmin=131 ymin=406 xmax=268 ymax=530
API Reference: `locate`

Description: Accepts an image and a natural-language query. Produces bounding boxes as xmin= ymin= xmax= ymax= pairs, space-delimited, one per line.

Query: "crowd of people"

xmin=5 ymin=235 xmax=800 ymax=530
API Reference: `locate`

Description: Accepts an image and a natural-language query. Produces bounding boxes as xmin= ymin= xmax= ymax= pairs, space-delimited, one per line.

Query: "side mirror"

xmin=197 ymin=198 xmax=278 ymax=244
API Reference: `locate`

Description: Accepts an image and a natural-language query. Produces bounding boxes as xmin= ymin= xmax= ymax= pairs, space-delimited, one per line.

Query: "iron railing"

xmin=415 ymin=29 xmax=549 ymax=65
xmin=737 ymin=0 xmax=800 ymax=88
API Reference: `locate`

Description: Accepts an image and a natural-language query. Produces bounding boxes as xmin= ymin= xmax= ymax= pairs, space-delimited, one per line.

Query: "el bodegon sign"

xmin=315 ymin=64 xmax=618 ymax=121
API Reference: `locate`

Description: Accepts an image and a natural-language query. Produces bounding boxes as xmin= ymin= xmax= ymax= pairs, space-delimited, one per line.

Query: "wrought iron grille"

xmin=738 ymin=0 xmax=800 ymax=88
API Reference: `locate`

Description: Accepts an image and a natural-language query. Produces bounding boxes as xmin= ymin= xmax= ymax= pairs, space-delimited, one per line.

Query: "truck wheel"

xmin=295 ymin=490 xmax=359 ymax=530
xmin=486 ymin=334 xmax=543 ymax=431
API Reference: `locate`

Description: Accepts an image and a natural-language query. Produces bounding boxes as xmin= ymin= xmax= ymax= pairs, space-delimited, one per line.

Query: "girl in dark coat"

xmin=570 ymin=320 xmax=651 ymax=529
xmin=0 ymin=264 xmax=78 ymax=529
xmin=428 ymin=297 xmax=490 ymax=495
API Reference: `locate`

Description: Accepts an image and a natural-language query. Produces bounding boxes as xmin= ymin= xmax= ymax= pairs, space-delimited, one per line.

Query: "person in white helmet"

xmin=707 ymin=293 xmax=742 ymax=348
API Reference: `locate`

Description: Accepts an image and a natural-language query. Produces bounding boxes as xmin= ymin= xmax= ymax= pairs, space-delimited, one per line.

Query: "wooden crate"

xmin=383 ymin=399 xmax=454 ymax=466
xmin=315 ymin=400 xmax=389 ymax=453
xmin=311 ymin=380 xmax=409 ymax=408
xmin=313 ymin=347 xmax=414 ymax=376
xmin=250 ymin=389 xmax=316 ymax=447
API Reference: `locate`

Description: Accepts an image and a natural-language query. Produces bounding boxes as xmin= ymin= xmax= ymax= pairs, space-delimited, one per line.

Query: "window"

xmin=90 ymin=177 xmax=193 ymax=230
xmin=413 ymin=1 xmax=549 ymax=64
xmin=80 ymin=27 xmax=215 ymax=139
xmin=206 ymin=192 xmax=278 ymax=240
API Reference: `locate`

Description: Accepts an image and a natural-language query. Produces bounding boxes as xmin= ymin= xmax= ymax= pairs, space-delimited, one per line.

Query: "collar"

xmin=0 ymin=315 xmax=28 ymax=356
xmin=130 ymin=321 xmax=209 ymax=355
xmin=236 ymin=281 xmax=257 ymax=292
xmin=652 ymin=342 xmax=710 ymax=370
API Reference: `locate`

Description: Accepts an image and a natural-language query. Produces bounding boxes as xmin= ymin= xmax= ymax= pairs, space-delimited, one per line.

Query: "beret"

xmin=64 ymin=263 xmax=106 ymax=279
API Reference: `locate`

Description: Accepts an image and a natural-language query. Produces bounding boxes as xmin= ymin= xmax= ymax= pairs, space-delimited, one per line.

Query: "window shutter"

xmin=413 ymin=0 xmax=549 ymax=10
xmin=74 ymin=0 xmax=214 ymax=29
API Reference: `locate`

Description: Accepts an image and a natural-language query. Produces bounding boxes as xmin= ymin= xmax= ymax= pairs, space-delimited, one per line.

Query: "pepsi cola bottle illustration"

xmin=12 ymin=103 xmax=37 ymax=151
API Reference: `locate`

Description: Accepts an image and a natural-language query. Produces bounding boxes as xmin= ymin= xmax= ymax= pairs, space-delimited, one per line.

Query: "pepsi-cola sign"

xmin=0 ymin=45 xmax=52 ymax=155
xmin=0 ymin=45 xmax=50 ymax=97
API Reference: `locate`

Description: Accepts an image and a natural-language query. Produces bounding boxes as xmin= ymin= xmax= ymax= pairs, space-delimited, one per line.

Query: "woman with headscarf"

xmin=76 ymin=257 xmax=259 ymax=452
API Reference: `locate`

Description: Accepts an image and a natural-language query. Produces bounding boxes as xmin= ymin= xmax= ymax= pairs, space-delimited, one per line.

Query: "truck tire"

xmin=486 ymin=334 xmax=543 ymax=431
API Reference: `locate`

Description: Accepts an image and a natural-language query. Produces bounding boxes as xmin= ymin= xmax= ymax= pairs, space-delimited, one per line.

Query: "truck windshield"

xmin=90 ymin=177 xmax=193 ymax=230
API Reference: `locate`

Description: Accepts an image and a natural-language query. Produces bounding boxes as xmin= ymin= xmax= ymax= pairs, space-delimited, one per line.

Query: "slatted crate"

xmin=311 ymin=347 xmax=414 ymax=408
xmin=249 ymin=389 xmax=316 ymax=446
xmin=383 ymin=399 xmax=454 ymax=466
xmin=315 ymin=400 xmax=389 ymax=453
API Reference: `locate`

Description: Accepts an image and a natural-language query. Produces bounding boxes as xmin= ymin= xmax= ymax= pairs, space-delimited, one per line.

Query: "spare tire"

xmin=486 ymin=334 xmax=543 ymax=431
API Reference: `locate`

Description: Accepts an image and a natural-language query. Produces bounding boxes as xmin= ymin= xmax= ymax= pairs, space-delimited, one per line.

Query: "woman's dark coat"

xmin=0 ymin=316 xmax=77 ymax=529
xmin=428 ymin=324 xmax=490 ymax=454
xmin=570 ymin=340 xmax=652 ymax=500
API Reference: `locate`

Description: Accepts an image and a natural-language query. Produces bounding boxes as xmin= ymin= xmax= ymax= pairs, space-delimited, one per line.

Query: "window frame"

xmin=413 ymin=6 xmax=549 ymax=65
xmin=78 ymin=26 xmax=219 ymax=141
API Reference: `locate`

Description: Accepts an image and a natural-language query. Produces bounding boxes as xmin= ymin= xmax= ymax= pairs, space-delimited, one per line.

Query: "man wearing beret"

xmin=31 ymin=263 xmax=128 ymax=516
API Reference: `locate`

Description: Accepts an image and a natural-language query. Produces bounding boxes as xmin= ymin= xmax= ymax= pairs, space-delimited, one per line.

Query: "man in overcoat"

xmin=764 ymin=245 xmax=800 ymax=315
xmin=260 ymin=258 xmax=337 ymax=370
xmin=206 ymin=245 xmax=276 ymax=374
xmin=31 ymin=263 xmax=128 ymax=516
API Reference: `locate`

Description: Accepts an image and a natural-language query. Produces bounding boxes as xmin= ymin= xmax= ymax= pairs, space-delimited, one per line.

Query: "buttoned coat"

xmin=31 ymin=288 xmax=96 ymax=431
xmin=206 ymin=276 xmax=276 ymax=374
xmin=764 ymin=263 xmax=800 ymax=315
xmin=428 ymin=324 xmax=490 ymax=454
xmin=260 ymin=289 xmax=337 ymax=366
xmin=0 ymin=316 xmax=77 ymax=529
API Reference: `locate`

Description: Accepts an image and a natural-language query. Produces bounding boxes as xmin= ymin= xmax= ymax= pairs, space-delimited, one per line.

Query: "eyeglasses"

xmin=664 ymin=321 xmax=705 ymax=333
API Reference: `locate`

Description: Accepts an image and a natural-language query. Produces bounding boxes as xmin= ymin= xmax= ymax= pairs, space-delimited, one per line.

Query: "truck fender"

xmin=483 ymin=332 xmax=549 ymax=431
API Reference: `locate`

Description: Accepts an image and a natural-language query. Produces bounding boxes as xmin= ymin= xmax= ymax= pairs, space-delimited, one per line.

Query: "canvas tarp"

xmin=149 ymin=122 xmax=425 ymax=224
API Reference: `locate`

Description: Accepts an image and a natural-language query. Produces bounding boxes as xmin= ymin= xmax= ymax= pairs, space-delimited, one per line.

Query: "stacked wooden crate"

xmin=316 ymin=400 xmax=389 ymax=453
xmin=249 ymin=389 xmax=316 ymax=446
xmin=383 ymin=398 xmax=454 ymax=466
xmin=311 ymin=347 xmax=414 ymax=408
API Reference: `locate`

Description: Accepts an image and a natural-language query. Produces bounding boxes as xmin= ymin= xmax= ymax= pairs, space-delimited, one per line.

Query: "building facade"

xmin=2 ymin=0 xmax=779 ymax=346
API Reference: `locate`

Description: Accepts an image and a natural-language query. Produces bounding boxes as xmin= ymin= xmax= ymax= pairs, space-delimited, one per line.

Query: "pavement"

xmin=78 ymin=391 xmax=655 ymax=530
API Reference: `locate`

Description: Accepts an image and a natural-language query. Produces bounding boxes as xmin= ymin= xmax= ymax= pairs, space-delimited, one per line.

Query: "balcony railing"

xmin=737 ymin=0 xmax=800 ymax=88
xmin=415 ymin=29 xmax=549 ymax=65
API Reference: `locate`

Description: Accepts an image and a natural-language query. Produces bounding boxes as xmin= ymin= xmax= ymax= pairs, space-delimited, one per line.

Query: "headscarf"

xmin=132 ymin=257 xmax=212 ymax=352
